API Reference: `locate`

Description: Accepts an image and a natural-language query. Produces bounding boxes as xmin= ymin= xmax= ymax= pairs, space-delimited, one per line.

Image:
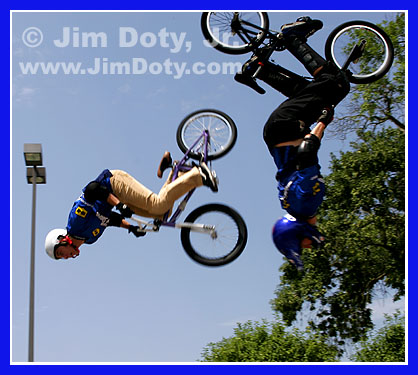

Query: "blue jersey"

xmin=66 ymin=170 xmax=114 ymax=244
xmin=270 ymin=147 xmax=325 ymax=219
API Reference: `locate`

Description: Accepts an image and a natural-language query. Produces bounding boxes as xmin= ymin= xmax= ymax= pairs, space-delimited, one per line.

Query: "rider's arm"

xmin=295 ymin=107 xmax=333 ymax=169
xmin=309 ymin=107 xmax=334 ymax=140
xmin=108 ymin=212 xmax=123 ymax=227
xmin=302 ymin=106 xmax=333 ymax=143
xmin=308 ymin=121 xmax=326 ymax=141
xmin=121 ymin=219 xmax=131 ymax=229
xmin=108 ymin=212 xmax=131 ymax=229
xmin=107 ymin=191 xmax=134 ymax=219
xmin=107 ymin=193 xmax=120 ymax=207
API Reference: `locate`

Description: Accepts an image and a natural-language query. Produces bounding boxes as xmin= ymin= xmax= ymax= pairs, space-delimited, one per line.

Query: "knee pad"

xmin=296 ymin=134 xmax=321 ymax=170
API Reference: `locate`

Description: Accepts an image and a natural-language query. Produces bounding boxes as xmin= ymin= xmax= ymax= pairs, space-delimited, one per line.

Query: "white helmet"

xmin=45 ymin=228 xmax=67 ymax=260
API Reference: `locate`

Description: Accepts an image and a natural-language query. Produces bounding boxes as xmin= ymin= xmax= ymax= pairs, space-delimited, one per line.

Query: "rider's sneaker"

xmin=280 ymin=16 xmax=323 ymax=41
xmin=157 ymin=151 xmax=172 ymax=178
xmin=234 ymin=72 xmax=266 ymax=94
xmin=199 ymin=162 xmax=218 ymax=192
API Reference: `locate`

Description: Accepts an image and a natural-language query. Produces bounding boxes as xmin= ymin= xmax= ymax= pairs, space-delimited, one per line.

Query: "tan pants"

xmin=109 ymin=168 xmax=203 ymax=219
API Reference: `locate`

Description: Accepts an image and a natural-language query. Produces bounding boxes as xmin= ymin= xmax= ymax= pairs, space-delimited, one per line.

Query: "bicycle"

xmin=129 ymin=109 xmax=248 ymax=267
xmin=201 ymin=12 xmax=394 ymax=85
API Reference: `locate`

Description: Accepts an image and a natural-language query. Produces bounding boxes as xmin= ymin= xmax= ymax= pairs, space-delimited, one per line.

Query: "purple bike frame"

xmin=161 ymin=129 xmax=210 ymax=226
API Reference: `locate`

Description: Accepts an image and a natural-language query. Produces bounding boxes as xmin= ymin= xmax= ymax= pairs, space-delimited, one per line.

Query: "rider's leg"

xmin=234 ymin=55 xmax=309 ymax=96
xmin=109 ymin=168 xmax=204 ymax=219
xmin=279 ymin=16 xmax=328 ymax=76
xmin=257 ymin=62 xmax=309 ymax=98
xmin=284 ymin=35 xmax=328 ymax=77
xmin=235 ymin=17 xmax=326 ymax=93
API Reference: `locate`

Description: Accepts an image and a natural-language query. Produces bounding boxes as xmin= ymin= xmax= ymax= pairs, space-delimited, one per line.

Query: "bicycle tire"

xmin=181 ymin=203 xmax=248 ymax=267
xmin=176 ymin=109 xmax=237 ymax=161
xmin=325 ymin=20 xmax=394 ymax=84
xmin=201 ymin=12 xmax=269 ymax=55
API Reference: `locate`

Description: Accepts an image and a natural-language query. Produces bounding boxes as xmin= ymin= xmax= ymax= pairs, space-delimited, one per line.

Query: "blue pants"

xmin=278 ymin=165 xmax=325 ymax=219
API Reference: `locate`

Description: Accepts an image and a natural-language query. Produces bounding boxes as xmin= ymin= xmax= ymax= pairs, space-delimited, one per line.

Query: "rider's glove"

xmin=116 ymin=202 xmax=134 ymax=218
xmin=128 ymin=225 xmax=146 ymax=238
xmin=317 ymin=106 xmax=334 ymax=127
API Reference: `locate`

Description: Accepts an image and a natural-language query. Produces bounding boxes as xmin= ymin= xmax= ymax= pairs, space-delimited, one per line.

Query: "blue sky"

xmin=10 ymin=8 xmax=406 ymax=366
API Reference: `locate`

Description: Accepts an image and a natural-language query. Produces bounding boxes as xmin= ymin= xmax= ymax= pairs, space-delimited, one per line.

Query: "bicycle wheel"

xmin=181 ymin=203 xmax=248 ymax=267
xmin=176 ymin=109 xmax=237 ymax=161
xmin=201 ymin=12 xmax=269 ymax=55
xmin=325 ymin=20 xmax=394 ymax=84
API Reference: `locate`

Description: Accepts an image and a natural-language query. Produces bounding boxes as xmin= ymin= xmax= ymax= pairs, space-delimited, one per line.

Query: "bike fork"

xmin=174 ymin=222 xmax=217 ymax=238
xmin=342 ymin=39 xmax=366 ymax=71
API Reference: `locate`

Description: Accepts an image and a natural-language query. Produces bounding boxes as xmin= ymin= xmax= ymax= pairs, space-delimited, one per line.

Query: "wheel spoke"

xmin=204 ymin=12 xmax=268 ymax=52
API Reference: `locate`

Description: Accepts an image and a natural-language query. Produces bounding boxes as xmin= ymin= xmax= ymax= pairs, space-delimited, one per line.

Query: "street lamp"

xmin=23 ymin=143 xmax=46 ymax=363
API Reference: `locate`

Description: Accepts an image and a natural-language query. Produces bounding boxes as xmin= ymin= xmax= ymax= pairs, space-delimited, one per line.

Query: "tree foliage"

xmin=350 ymin=312 xmax=405 ymax=362
xmin=330 ymin=13 xmax=405 ymax=138
xmin=200 ymin=319 xmax=340 ymax=362
xmin=200 ymin=312 xmax=405 ymax=362
xmin=271 ymin=127 xmax=405 ymax=343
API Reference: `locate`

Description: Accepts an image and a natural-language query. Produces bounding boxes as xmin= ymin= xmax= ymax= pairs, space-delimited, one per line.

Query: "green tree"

xmin=330 ymin=13 xmax=405 ymax=138
xmin=200 ymin=319 xmax=340 ymax=362
xmin=351 ymin=312 xmax=405 ymax=362
xmin=271 ymin=127 xmax=405 ymax=343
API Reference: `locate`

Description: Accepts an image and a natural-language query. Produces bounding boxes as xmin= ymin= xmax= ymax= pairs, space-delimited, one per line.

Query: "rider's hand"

xmin=128 ymin=225 xmax=146 ymax=238
xmin=317 ymin=106 xmax=334 ymax=126
xmin=116 ymin=202 xmax=134 ymax=218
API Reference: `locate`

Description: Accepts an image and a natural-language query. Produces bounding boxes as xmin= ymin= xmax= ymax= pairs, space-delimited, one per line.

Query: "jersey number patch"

xmin=75 ymin=207 xmax=88 ymax=218
xmin=312 ymin=182 xmax=322 ymax=196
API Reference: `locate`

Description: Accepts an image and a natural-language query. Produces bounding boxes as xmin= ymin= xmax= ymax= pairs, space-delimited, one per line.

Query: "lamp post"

xmin=23 ymin=144 xmax=46 ymax=362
